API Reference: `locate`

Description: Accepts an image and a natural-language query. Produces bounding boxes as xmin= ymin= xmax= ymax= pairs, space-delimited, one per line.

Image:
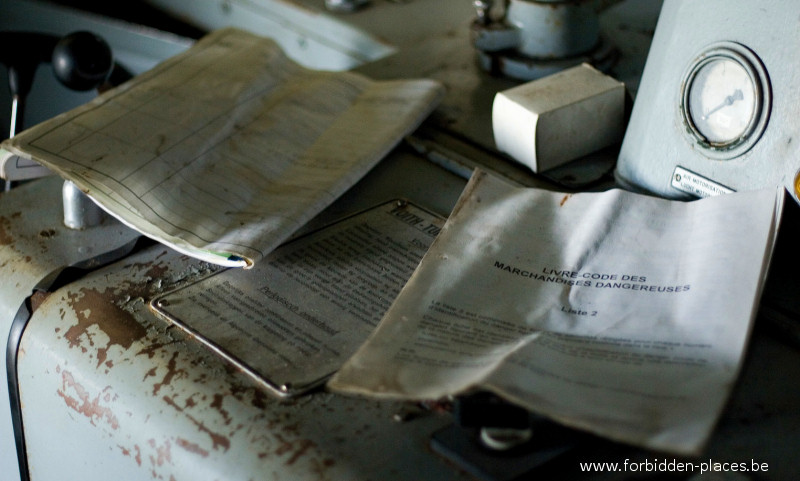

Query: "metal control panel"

xmin=617 ymin=0 xmax=800 ymax=202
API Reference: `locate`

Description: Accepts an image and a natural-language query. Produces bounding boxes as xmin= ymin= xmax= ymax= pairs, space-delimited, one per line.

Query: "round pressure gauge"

xmin=681 ymin=42 xmax=770 ymax=158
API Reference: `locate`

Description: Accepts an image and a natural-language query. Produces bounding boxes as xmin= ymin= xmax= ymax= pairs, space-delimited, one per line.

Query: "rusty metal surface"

xmin=8 ymin=149 xmax=469 ymax=481
xmin=11 ymin=160 xmax=800 ymax=481
xmin=0 ymin=176 xmax=141 ymax=481
xmin=10 ymin=161 xmax=800 ymax=481
xmin=8 ymin=2 xmax=798 ymax=479
xmin=0 ymin=177 xmax=134 ymax=315
xmin=18 ymin=242 xmax=471 ymax=481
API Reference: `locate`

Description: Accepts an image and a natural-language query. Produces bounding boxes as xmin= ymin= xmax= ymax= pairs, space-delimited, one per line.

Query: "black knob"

xmin=51 ymin=31 xmax=113 ymax=91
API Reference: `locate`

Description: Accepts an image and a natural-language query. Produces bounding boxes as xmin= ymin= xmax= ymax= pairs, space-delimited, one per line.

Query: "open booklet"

xmin=0 ymin=28 xmax=443 ymax=267
xmin=329 ymin=170 xmax=783 ymax=455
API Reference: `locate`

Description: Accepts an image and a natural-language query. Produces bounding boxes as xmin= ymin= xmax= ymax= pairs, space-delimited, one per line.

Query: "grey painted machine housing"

xmin=7 ymin=1 xmax=800 ymax=480
xmin=616 ymin=0 xmax=800 ymax=200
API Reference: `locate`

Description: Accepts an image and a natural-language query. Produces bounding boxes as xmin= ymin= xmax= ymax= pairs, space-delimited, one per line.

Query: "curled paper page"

xmin=329 ymin=169 xmax=782 ymax=455
xmin=1 ymin=28 xmax=443 ymax=267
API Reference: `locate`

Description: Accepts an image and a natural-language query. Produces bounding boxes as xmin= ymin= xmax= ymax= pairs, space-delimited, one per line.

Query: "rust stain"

xmin=0 ymin=216 xmax=13 ymax=245
xmin=143 ymin=366 xmax=158 ymax=381
xmin=38 ymin=228 xmax=57 ymax=238
xmin=151 ymin=350 xmax=187 ymax=395
xmin=63 ymin=287 xmax=148 ymax=368
xmin=310 ymin=457 xmax=336 ymax=478
xmin=274 ymin=433 xmax=315 ymax=465
xmin=560 ymin=194 xmax=572 ymax=206
xmin=124 ymin=260 xmax=170 ymax=280
xmin=176 ymin=437 xmax=210 ymax=458
xmin=57 ymin=369 xmax=120 ymax=429
xmin=163 ymin=395 xmax=231 ymax=452
xmin=30 ymin=291 xmax=51 ymax=313
xmin=136 ymin=340 xmax=181 ymax=359
xmin=210 ymin=393 xmax=232 ymax=426
xmin=147 ymin=438 xmax=172 ymax=467
xmin=135 ymin=445 xmax=142 ymax=466
xmin=229 ymin=381 xmax=268 ymax=410
xmin=146 ymin=263 xmax=169 ymax=279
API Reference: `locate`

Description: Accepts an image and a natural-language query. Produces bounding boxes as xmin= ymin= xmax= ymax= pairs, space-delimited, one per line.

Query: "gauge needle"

xmin=702 ymin=89 xmax=744 ymax=120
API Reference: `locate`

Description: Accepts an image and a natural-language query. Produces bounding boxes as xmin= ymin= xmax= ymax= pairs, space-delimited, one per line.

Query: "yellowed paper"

xmin=1 ymin=28 xmax=443 ymax=267
xmin=329 ymin=170 xmax=781 ymax=455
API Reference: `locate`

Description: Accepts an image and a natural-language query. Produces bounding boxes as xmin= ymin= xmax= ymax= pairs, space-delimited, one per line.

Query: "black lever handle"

xmin=51 ymin=31 xmax=113 ymax=91
xmin=0 ymin=30 xmax=122 ymax=191
xmin=1 ymin=30 xmax=117 ymax=137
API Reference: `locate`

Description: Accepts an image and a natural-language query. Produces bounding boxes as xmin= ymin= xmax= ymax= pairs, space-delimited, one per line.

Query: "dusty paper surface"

xmin=151 ymin=200 xmax=443 ymax=397
xmin=329 ymin=170 xmax=781 ymax=454
xmin=1 ymin=28 xmax=443 ymax=267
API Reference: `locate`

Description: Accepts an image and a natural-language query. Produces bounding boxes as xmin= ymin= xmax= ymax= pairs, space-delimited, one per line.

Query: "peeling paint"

xmin=310 ymin=457 xmax=337 ymax=478
xmin=64 ymin=287 xmax=149 ymax=368
xmin=137 ymin=340 xmax=182 ymax=359
xmin=26 ymin=245 xmax=359 ymax=479
xmin=274 ymin=434 xmax=315 ymax=465
xmin=57 ymin=369 xmax=120 ymax=429
xmin=163 ymin=395 xmax=231 ymax=452
xmin=210 ymin=393 xmax=233 ymax=426
xmin=30 ymin=291 xmax=51 ymax=312
xmin=151 ymin=351 xmax=188 ymax=395
xmin=125 ymin=261 xmax=170 ymax=281
xmin=147 ymin=438 xmax=172 ymax=467
xmin=38 ymin=228 xmax=57 ymax=238
xmin=176 ymin=437 xmax=210 ymax=458
xmin=229 ymin=380 xmax=269 ymax=410
xmin=0 ymin=216 xmax=13 ymax=245
xmin=143 ymin=366 xmax=158 ymax=381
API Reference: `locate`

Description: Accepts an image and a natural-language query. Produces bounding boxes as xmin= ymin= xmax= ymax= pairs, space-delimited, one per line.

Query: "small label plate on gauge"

xmin=672 ymin=166 xmax=734 ymax=198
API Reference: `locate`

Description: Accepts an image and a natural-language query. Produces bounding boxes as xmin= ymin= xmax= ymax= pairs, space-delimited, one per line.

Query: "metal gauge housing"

xmin=681 ymin=42 xmax=770 ymax=159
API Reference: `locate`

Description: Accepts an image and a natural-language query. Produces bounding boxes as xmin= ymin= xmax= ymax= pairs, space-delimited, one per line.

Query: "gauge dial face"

xmin=687 ymin=57 xmax=756 ymax=145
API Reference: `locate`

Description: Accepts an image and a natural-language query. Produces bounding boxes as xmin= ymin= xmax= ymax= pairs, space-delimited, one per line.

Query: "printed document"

xmin=329 ymin=170 xmax=782 ymax=455
xmin=151 ymin=200 xmax=444 ymax=397
xmin=0 ymin=28 xmax=443 ymax=267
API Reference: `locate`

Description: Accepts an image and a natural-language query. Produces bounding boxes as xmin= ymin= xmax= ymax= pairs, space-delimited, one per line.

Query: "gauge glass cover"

xmin=687 ymin=57 xmax=756 ymax=145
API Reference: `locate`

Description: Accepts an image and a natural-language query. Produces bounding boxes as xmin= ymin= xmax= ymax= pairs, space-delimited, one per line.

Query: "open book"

xmin=329 ymin=170 xmax=783 ymax=455
xmin=0 ymin=28 xmax=443 ymax=267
